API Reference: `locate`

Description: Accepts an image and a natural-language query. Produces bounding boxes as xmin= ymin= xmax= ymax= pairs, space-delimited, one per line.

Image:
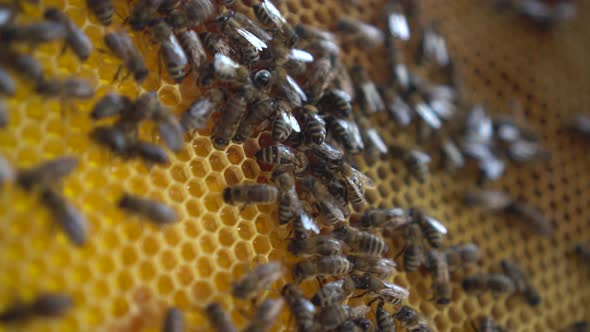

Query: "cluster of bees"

xmin=0 ymin=0 xmax=588 ymax=331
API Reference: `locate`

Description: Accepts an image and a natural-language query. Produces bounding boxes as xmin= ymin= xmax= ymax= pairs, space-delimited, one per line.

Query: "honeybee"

xmin=382 ymin=87 xmax=413 ymax=127
xmin=90 ymin=125 xmax=131 ymax=155
xmin=316 ymin=89 xmax=352 ymax=119
xmin=118 ymin=192 xmax=178 ymax=225
xmin=200 ymin=31 xmax=235 ymax=58
xmin=444 ymin=243 xmax=480 ymax=272
xmin=293 ymin=255 xmax=352 ymax=283
xmin=348 ymin=255 xmax=396 ymax=279
xmin=410 ymin=208 xmax=447 ymax=248
xmin=311 ymin=277 xmax=355 ymax=307
xmin=153 ymin=107 xmax=184 ymax=152
xmin=333 ymin=225 xmax=388 ymax=256
xmin=406 ymin=92 xmax=441 ymax=131
xmin=305 ymin=56 xmax=333 ymax=102
xmin=402 ymin=222 xmax=425 ymax=272
xmin=232 ymin=11 xmax=273 ymax=42
xmin=384 ymin=1 xmax=410 ymax=41
xmin=357 ymin=208 xmax=410 ymax=230
xmin=271 ymin=101 xmax=301 ymax=143
xmin=162 ymin=307 xmax=184 ymax=332
xmin=440 ymin=138 xmax=464 ymax=172
xmin=302 ymin=109 xmax=327 ymax=146
xmin=44 ymin=7 xmax=92 ymax=61
xmin=353 ymin=273 xmax=410 ymax=305
xmin=232 ymin=261 xmax=283 ymax=300
xmin=272 ymin=67 xmax=307 ymax=107
xmin=166 ymin=0 xmax=214 ymax=30
xmin=317 ymin=305 xmax=370 ymax=332
xmin=233 ymin=98 xmax=275 ymax=143
xmin=337 ymin=318 xmax=374 ymax=332
xmin=400 ymin=149 xmax=431 ymax=183
xmin=355 ymin=115 xmax=387 ymax=164
xmin=0 ymin=293 xmax=72 ymax=322
xmin=299 ymin=175 xmax=346 ymax=225
xmin=291 ymin=212 xmax=321 ymax=240
xmin=504 ymin=201 xmax=552 ymax=236
xmin=149 ymin=19 xmax=189 ymax=83
xmin=351 ymin=66 xmax=385 ymax=114
xmin=501 ymin=259 xmax=540 ymax=306
xmin=104 ymin=31 xmax=149 ymax=83
xmin=242 ymin=298 xmax=284 ymax=332
xmin=336 ymin=17 xmax=384 ymax=49
xmin=330 ymin=58 xmax=354 ymax=97
xmin=288 ymin=235 xmax=343 ymax=257
xmin=181 ymin=89 xmax=224 ymax=133
xmin=129 ymin=140 xmax=169 ymax=165
xmin=16 ymin=156 xmax=78 ymax=191
xmin=281 ymin=284 xmax=315 ymax=332
xmin=394 ymin=306 xmax=432 ymax=332
xmin=0 ymin=67 xmax=15 ymax=96
xmin=294 ymin=24 xmax=336 ymax=43
xmin=416 ymin=21 xmax=449 ymax=67
xmin=223 ymin=184 xmax=279 ymax=205
xmin=35 ymin=77 xmax=95 ymax=104
xmin=0 ymin=51 xmax=44 ymax=82
xmin=204 ymin=303 xmax=238 ymax=332
xmin=129 ymin=0 xmax=164 ymax=30
xmin=40 ymin=188 xmax=87 ymax=246
xmin=216 ymin=11 xmax=268 ymax=64
xmin=427 ymin=249 xmax=451 ymax=305
xmin=268 ymin=45 xmax=312 ymax=76
xmin=307 ymin=142 xmax=345 ymax=172
xmin=86 ymin=0 xmax=113 ymax=26
xmin=256 ymin=144 xmax=306 ymax=170
xmin=0 ymin=21 xmax=67 ymax=46
xmin=462 ymin=274 xmax=516 ymax=294
xmin=212 ymin=90 xmax=247 ymax=150
xmin=211 ymin=53 xmax=250 ymax=84
xmin=271 ymin=168 xmax=304 ymax=225
xmin=327 ymin=117 xmax=365 ymax=154
xmin=340 ymin=163 xmax=373 ymax=212
xmin=253 ymin=0 xmax=298 ymax=47
xmin=374 ymin=299 xmax=395 ymax=332
xmin=177 ymin=30 xmax=206 ymax=73
xmin=91 ymin=93 xmax=132 ymax=120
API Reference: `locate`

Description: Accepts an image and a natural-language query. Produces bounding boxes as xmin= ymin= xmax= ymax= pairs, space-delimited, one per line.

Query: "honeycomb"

xmin=1 ymin=0 xmax=590 ymax=331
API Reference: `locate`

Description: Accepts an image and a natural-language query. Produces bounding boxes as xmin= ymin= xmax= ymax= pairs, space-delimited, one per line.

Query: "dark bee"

xmin=0 ymin=153 xmax=14 ymax=186
xmin=177 ymin=30 xmax=206 ymax=73
xmin=86 ymin=0 xmax=113 ymax=26
xmin=181 ymin=89 xmax=224 ymax=133
xmin=317 ymin=305 xmax=370 ymax=332
xmin=90 ymin=93 xmax=132 ymax=120
xmin=41 ymin=188 xmax=87 ymax=246
xmin=253 ymin=0 xmax=298 ymax=47
xmin=272 ymin=67 xmax=307 ymax=107
xmin=150 ymin=19 xmax=188 ymax=83
xmin=333 ymin=225 xmax=388 ymax=257
xmin=305 ymin=56 xmax=333 ymax=102
xmin=427 ymin=249 xmax=451 ymax=305
xmin=505 ymin=200 xmax=553 ymax=236
xmin=348 ymin=255 xmax=396 ymax=279
xmin=351 ymin=66 xmax=384 ymax=114
xmin=216 ymin=11 xmax=268 ymax=64
xmin=337 ymin=318 xmax=374 ymax=332
xmin=295 ymin=23 xmax=336 ymax=43
xmin=353 ymin=273 xmax=410 ymax=305
xmin=90 ymin=125 xmax=131 ymax=155
xmin=339 ymin=163 xmax=373 ymax=212
xmin=0 ymin=293 xmax=72 ymax=323
xmin=336 ymin=17 xmax=384 ymax=49
xmin=0 ymin=51 xmax=44 ymax=82
xmin=272 ymin=168 xmax=306 ymax=226
xmin=288 ymin=235 xmax=343 ymax=257
xmin=162 ymin=307 xmax=184 ymax=332
xmin=166 ymin=0 xmax=214 ymax=30
xmin=327 ymin=117 xmax=364 ymax=154
xmin=118 ymin=192 xmax=178 ymax=225
xmin=406 ymin=92 xmax=441 ymax=131
xmin=307 ymin=142 xmax=345 ymax=172
xmin=16 ymin=156 xmax=78 ymax=191
xmin=44 ymin=7 xmax=93 ymax=61
xmin=242 ymin=298 xmax=284 ymax=332
xmin=35 ymin=77 xmax=95 ymax=103
xmin=357 ymin=208 xmax=410 ymax=230
xmin=0 ymin=67 xmax=15 ymax=96
xmin=129 ymin=0 xmax=164 ymax=30
xmin=316 ymin=89 xmax=352 ymax=118
xmin=204 ymin=303 xmax=238 ymax=332
xmin=384 ymin=1 xmax=410 ymax=41
xmin=129 ymin=140 xmax=169 ymax=165
xmin=271 ymin=101 xmax=300 ymax=143
xmin=411 ymin=208 xmax=447 ymax=248
xmin=256 ymin=144 xmax=306 ymax=169
xmin=302 ymin=110 xmax=326 ymax=145
xmin=281 ymin=284 xmax=315 ymax=332
xmin=232 ymin=261 xmax=283 ymax=300
xmin=440 ymin=139 xmax=464 ymax=172
xmin=253 ymin=70 xmax=273 ymax=91
xmin=356 ymin=115 xmax=387 ymax=164
xmin=331 ymin=58 xmax=354 ymax=97
xmin=374 ymin=299 xmax=395 ymax=332
xmin=234 ymin=98 xmax=275 ymax=143
xmin=402 ymin=148 xmax=432 ymax=183
xmin=104 ymin=31 xmax=149 ymax=83
xmin=223 ymin=184 xmax=279 ymax=205
xmin=0 ymin=21 xmax=67 ymax=46
xmin=212 ymin=90 xmax=247 ymax=150
xmin=501 ymin=259 xmax=540 ymax=306
xmin=293 ymin=255 xmax=352 ymax=283
xmin=211 ymin=53 xmax=250 ymax=84
xmin=394 ymin=306 xmax=432 ymax=332
xmin=311 ymin=277 xmax=355 ymax=307
xmin=462 ymin=273 xmax=516 ymax=294
xmin=200 ymin=31 xmax=234 ymax=57
xmin=444 ymin=243 xmax=480 ymax=272
xmin=153 ymin=106 xmax=184 ymax=152
xmin=403 ymin=222 xmax=425 ymax=272
xmin=299 ymin=175 xmax=346 ymax=225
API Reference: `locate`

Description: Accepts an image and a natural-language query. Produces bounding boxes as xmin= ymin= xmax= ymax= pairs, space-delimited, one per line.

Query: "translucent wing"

xmin=312 ymin=142 xmax=344 ymax=161
xmin=366 ymin=129 xmax=388 ymax=154
xmin=165 ymin=35 xmax=189 ymax=67
xmin=348 ymin=119 xmax=365 ymax=150
xmin=286 ymin=74 xmax=307 ymax=103
xmin=414 ymin=102 xmax=441 ymax=129
xmin=424 ymin=215 xmax=448 ymax=234
xmin=289 ymin=48 xmax=314 ymax=62
xmin=214 ymin=53 xmax=240 ymax=72
xmin=361 ymin=83 xmax=385 ymax=113
xmin=234 ymin=27 xmax=268 ymax=51
xmin=387 ymin=12 xmax=410 ymax=40
xmin=380 ymin=281 xmax=410 ymax=299
xmin=285 ymin=111 xmax=301 ymax=133
xmin=262 ymin=0 xmax=287 ymax=27
xmin=300 ymin=212 xmax=320 ymax=234
xmin=318 ymin=200 xmax=346 ymax=223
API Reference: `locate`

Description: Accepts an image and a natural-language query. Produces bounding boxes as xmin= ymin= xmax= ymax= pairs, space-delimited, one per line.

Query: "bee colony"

xmin=0 ymin=0 xmax=589 ymax=331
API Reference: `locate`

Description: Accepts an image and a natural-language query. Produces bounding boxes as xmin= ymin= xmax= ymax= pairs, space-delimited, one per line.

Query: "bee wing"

xmin=214 ymin=53 xmax=240 ymax=72
xmin=300 ymin=212 xmax=320 ymax=234
xmin=380 ymin=281 xmax=410 ymax=299
xmin=348 ymin=119 xmax=365 ymax=150
xmin=387 ymin=11 xmax=410 ymax=40
xmin=366 ymin=129 xmax=388 ymax=154
xmin=312 ymin=142 xmax=344 ymax=161
xmin=234 ymin=12 xmax=273 ymax=41
xmin=261 ymin=0 xmax=287 ymax=27
xmin=429 ymin=97 xmax=456 ymax=120
xmin=283 ymin=111 xmax=301 ymax=133
xmin=361 ymin=82 xmax=385 ymax=113
xmin=325 ymin=279 xmax=345 ymax=288
xmin=424 ymin=215 xmax=448 ymax=234
xmin=285 ymin=74 xmax=307 ymax=105
xmin=388 ymin=96 xmax=414 ymax=127
xmin=234 ymin=27 xmax=268 ymax=51
xmin=289 ymin=48 xmax=314 ymax=63
xmin=412 ymin=150 xmax=432 ymax=165
xmin=164 ymin=35 xmax=189 ymax=66
xmin=319 ymin=199 xmax=346 ymax=223
xmin=414 ymin=102 xmax=441 ymax=129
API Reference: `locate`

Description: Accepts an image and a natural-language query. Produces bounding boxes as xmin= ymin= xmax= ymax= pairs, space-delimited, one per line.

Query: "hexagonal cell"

xmin=190 ymin=158 xmax=210 ymax=178
xmin=226 ymin=146 xmax=245 ymax=165
xmin=209 ymin=151 xmax=229 ymax=172
xmin=187 ymin=178 xmax=206 ymax=198
xmin=192 ymin=138 xmax=212 ymax=157
xmin=253 ymin=235 xmax=271 ymax=255
xmin=224 ymin=167 xmax=244 ymax=186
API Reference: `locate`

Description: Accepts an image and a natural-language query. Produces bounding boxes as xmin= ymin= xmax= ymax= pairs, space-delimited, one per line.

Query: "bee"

xmin=152 ymin=107 xmax=184 ymax=152
xmin=384 ymin=1 xmax=410 ymax=41
xmin=406 ymin=92 xmax=441 ymax=130
xmin=200 ymin=32 xmax=234 ymax=58
xmin=444 ymin=243 xmax=480 ymax=272
xmin=317 ymin=305 xmax=370 ymax=332
xmin=272 ymin=67 xmax=307 ymax=107
xmin=336 ymin=17 xmax=384 ymax=49
xmin=337 ymin=318 xmax=374 ymax=332
xmin=373 ymin=299 xmax=395 ymax=332
xmin=0 ymin=67 xmax=15 ymax=96
xmin=86 ymin=0 xmax=113 ymax=26
xmin=256 ymin=145 xmax=306 ymax=169
xmin=212 ymin=90 xmax=247 ymax=150
xmin=440 ymin=139 xmax=464 ymax=172
xmin=311 ymin=277 xmax=355 ymax=307
xmin=305 ymin=56 xmax=333 ymax=102
xmin=0 ymin=51 xmax=44 ymax=82
xmin=177 ymin=30 xmax=206 ymax=73
xmin=339 ymin=163 xmax=373 ymax=212
xmin=281 ymin=284 xmax=315 ymax=332
xmin=216 ymin=11 xmax=268 ymax=64
xmin=104 ymin=31 xmax=149 ymax=83
xmin=204 ymin=303 xmax=238 ymax=332
xmin=271 ymin=168 xmax=303 ymax=225
xmin=291 ymin=212 xmax=321 ymax=240
xmin=129 ymin=0 xmax=164 ymax=30
xmin=357 ymin=208 xmax=410 ymax=230
xmin=506 ymin=139 xmax=550 ymax=163
xmin=234 ymin=98 xmax=275 ymax=143
xmin=0 ymin=153 xmax=14 ymax=186
xmin=90 ymin=125 xmax=132 ymax=155
xmin=316 ymin=89 xmax=352 ymax=119
xmin=252 ymin=0 xmax=298 ymax=47
xmin=416 ymin=22 xmax=449 ymax=67
xmin=382 ymin=87 xmax=413 ymax=127
xmin=427 ymin=249 xmax=451 ymax=305
xmin=0 ymin=293 xmax=73 ymax=323
xmin=232 ymin=11 xmax=273 ymax=42
xmin=299 ymin=175 xmax=346 ymax=225
xmin=129 ymin=140 xmax=169 ymax=165
xmin=0 ymin=21 xmax=67 ymax=46
xmin=295 ymin=24 xmax=336 ymax=43
xmin=504 ymin=201 xmax=552 ymax=236
xmin=410 ymin=208 xmax=447 ymax=248
xmin=330 ymin=58 xmax=354 ymax=98
xmin=355 ymin=115 xmax=387 ymax=164
xmin=40 ymin=188 xmax=87 ymax=246
xmin=351 ymin=66 xmax=384 ymax=114
xmin=269 ymin=45 xmax=312 ymax=76
xmin=166 ymin=0 xmax=214 ymax=30
xmin=223 ymin=184 xmax=279 ymax=205
xmin=252 ymin=69 xmax=273 ymax=92
xmin=242 ymin=298 xmax=284 ymax=332
xmin=91 ymin=93 xmax=132 ymax=120
xmin=462 ymin=274 xmax=516 ymax=294
xmin=118 ymin=192 xmax=178 ymax=225
xmin=394 ymin=306 xmax=432 ymax=332
xmin=288 ymin=235 xmax=343 ymax=257
xmin=327 ymin=117 xmax=364 ymax=154
xmin=293 ymin=255 xmax=352 ymax=283
xmin=35 ymin=77 xmax=95 ymax=104
xmin=399 ymin=148 xmax=431 ymax=183
xmin=181 ymin=89 xmax=224 ymax=133
xmin=353 ymin=273 xmax=410 ymax=305
xmin=149 ymin=19 xmax=188 ymax=83
xmin=162 ymin=307 xmax=184 ymax=332
xmin=211 ymin=53 xmax=250 ymax=84
xmin=402 ymin=222 xmax=425 ymax=272
xmin=501 ymin=259 xmax=540 ymax=306
xmin=44 ymin=7 xmax=93 ymax=61
xmin=232 ymin=261 xmax=283 ymax=299
xmin=307 ymin=142 xmax=345 ymax=173
xmin=348 ymin=255 xmax=396 ymax=279
xmin=333 ymin=225 xmax=388 ymax=257
xmin=574 ymin=243 xmax=590 ymax=262
xmin=302 ymin=109 xmax=327 ymax=145
xmin=16 ymin=156 xmax=78 ymax=191
xmin=271 ymin=101 xmax=301 ymax=143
